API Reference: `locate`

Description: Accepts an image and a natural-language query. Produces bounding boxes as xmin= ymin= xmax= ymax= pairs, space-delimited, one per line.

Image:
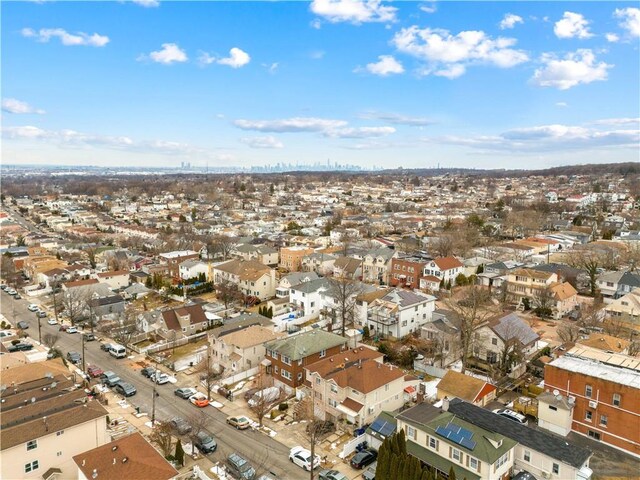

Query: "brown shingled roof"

xmin=437 ymin=370 xmax=495 ymax=403
xmin=433 ymin=256 xmax=463 ymax=270
xmin=64 ymin=278 xmax=99 ymax=288
xmin=73 ymin=432 xmax=178 ymax=480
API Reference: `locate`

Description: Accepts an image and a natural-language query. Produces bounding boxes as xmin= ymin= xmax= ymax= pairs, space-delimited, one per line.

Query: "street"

xmin=1 ymin=291 xmax=299 ymax=479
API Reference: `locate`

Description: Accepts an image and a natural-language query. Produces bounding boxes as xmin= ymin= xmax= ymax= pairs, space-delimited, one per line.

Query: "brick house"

xmin=263 ymin=330 xmax=347 ymax=393
xmin=389 ymin=256 xmax=429 ymax=290
xmin=280 ymin=246 xmax=315 ymax=272
xmin=158 ymin=250 xmax=199 ymax=278
xmin=544 ymin=345 xmax=640 ymax=457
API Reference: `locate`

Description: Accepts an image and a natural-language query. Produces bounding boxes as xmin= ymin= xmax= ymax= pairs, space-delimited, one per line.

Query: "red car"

xmin=87 ymin=366 xmax=104 ymax=378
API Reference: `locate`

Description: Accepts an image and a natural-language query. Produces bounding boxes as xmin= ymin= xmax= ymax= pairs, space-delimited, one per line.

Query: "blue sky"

xmin=2 ymin=0 xmax=639 ymax=170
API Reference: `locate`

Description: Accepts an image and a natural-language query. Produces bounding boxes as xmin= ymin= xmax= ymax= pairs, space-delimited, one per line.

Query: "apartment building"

xmin=280 ymin=246 xmax=315 ymax=272
xmin=544 ymin=345 xmax=640 ymax=457
xmin=0 ymin=360 xmax=109 ymax=480
xmin=158 ymin=250 xmax=199 ymax=278
xmin=389 ymin=256 xmax=429 ymax=290
xmin=263 ymin=330 xmax=347 ymax=393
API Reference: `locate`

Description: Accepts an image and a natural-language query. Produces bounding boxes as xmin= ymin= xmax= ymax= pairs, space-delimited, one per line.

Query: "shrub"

xmin=278 ymin=403 xmax=288 ymax=411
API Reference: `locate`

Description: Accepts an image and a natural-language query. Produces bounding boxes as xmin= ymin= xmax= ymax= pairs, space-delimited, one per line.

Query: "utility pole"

xmin=151 ymin=357 xmax=159 ymax=426
xmin=37 ymin=314 xmax=42 ymax=344
xmin=81 ymin=331 xmax=86 ymax=373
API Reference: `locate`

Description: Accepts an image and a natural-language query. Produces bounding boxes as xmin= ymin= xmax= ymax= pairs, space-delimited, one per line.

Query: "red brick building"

xmin=544 ymin=346 xmax=640 ymax=457
xmin=389 ymin=257 xmax=429 ymax=290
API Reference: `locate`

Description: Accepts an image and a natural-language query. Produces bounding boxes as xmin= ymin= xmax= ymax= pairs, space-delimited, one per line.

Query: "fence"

xmin=133 ymin=331 xmax=209 ymax=355
xmin=219 ymin=366 xmax=259 ymax=387
xmin=413 ymin=360 xmax=447 ymax=378
xmin=340 ymin=433 xmax=366 ymax=459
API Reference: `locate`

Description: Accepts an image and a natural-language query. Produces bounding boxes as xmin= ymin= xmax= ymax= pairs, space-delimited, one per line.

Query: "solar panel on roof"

xmin=380 ymin=422 xmax=395 ymax=437
xmin=370 ymin=419 xmax=384 ymax=432
xmin=460 ymin=438 xmax=477 ymax=450
xmin=435 ymin=423 xmax=476 ymax=451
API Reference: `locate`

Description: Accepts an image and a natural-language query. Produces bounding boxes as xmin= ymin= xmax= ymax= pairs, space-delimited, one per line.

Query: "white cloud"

xmin=419 ymin=3 xmax=437 ymax=14
xmin=240 ymin=136 xmax=284 ymax=149
xmin=324 ymin=126 xmax=395 ymax=138
xmin=592 ymin=117 xmax=640 ymax=126
xmin=554 ymin=12 xmax=593 ymax=39
xmin=310 ymin=19 xmax=323 ymax=29
xmin=359 ymin=111 xmax=433 ymax=126
xmin=605 ymin=33 xmax=620 ymax=42
xmin=2 ymin=125 xmax=205 ymax=156
xmin=532 ymin=49 xmax=611 ymax=90
xmin=2 ymin=98 xmax=45 ymax=114
xmin=21 ymin=27 xmax=109 ymax=47
xmin=263 ymin=62 xmax=279 ymax=74
xmin=132 ymin=0 xmax=159 ymax=7
xmin=197 ymin=52 xmax=216 ymax=66
xmin=310 ymin=0 xmax=397 ymax=25
xmin=432 ymin=122 xmax=639 ymax=153
xmin=499 ymin=13 xmax=523 ymax=30
xmin=392 ymin=26 xmax=528 ymax=78
xmin=217 ymin=48 xmax=251 ymax=68
xmin=364 ymin=55 xmax=404 ymax=76
xmin=234 ymin=117 xmax=348 ymax=133
xmin=556 ymin=102 xmax=568 ymax=107
xmin=142 ymin=43 xmax=188 ymax=64
xmin=614 ymin=8 xmax=640 ymax=37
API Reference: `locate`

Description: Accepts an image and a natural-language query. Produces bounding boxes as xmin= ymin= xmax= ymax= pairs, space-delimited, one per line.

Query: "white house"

xmin=178 ymin=259 xmax=210 ymax=281
xmin=364 ymin=288 xmax=436 ymax=339
xmin=421 ymin=256 xmax=464 ymax=288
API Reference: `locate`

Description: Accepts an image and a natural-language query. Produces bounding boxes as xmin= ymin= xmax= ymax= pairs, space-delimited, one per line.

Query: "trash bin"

xmin=135 ymin=406 xmax=140 ymax=414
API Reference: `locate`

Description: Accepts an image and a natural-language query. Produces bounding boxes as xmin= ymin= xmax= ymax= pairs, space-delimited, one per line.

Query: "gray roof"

xmin=381 ymin=289 xmax=436 ymax=308
xmin=448 ymin=398 xmax=592 ymax=469
xmin=490 ymin=313 xmax=539 ymax=346
xmin=212 ymin=313 xmax=274 ymax=339
xmin=264 ymin=330 xmax=346 ymax=360
xmin=282 ymin=272 xmax=319 ymax=287
xmin=124 ymin=283 xmax=151 ymax=295
xmin=365 ymin=247 xmax=395 ymax=260
xmin=291 ymin=278 xmax=331 ymax=294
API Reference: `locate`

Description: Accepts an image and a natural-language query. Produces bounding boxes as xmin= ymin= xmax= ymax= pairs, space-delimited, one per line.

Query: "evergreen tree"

xmin=174 ymin=439 xmax=185 ymax=467
xmin=397 ymin=429 xmax=407 ymax=457
xmin=448 ymin=466 xmax=457 ymax=480
xmin=376 ymin=448 xmax=389 ymax=480
xmin=267 ymin=306 xmax=273 ymax=318
xmin=389 ymin=455 xmax=401 ymax=479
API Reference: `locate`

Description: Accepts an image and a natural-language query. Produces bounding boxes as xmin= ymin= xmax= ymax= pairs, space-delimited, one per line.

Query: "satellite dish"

xmin=31 ymin=397 xmax=36 ymax=403
xmin=552 ymin=389 xmax=559 ymax=396
xmin=51 ymin=382 xmax=57 ymax=388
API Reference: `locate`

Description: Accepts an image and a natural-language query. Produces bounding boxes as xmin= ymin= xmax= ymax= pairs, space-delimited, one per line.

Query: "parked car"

xmin=169 ymin=417 xmax=192 ymax=435
xmin=362 ymin=462 xmax=377 ymax=480
xmin=66 ymin=326 xmax=79 ymax=334
xmin=492 ymin=408 xmax=528 ymax=425
xmin=59 ymin=324 xmax=68 ymax=332
xmin=14 ymin=294 xmax=22 ymax=300
xmin=36 ymin=311 xmax=47 ymax=318
xmin=175 ymin=387 xmax=197 ymax=399
xmin=66 ymin=351 xmax=82 ymax=364
xmin=189 ymin=392 xmax=210 ymax=408
xmin=83 ymin=333 xmax=96 ymax=342
xmin=153 ymin=372 xmax=170 ymax=385
xmin=350 ymin=450 xmax=377 ymax=470
xmin=100 ymin=371 xmax=122 ymax=387
xmin=0 ymin=284 xmax=7 ymax=291
xmin=6 ymin=289 xmax=17 ymax=296
xmin=7 ymin=342 xmax=34 ymax=352
xmin=17 ymin=321 xmax=29 ymax=330
xmin=87 ymin=365 xmax=104 ymax=378
xmin=319 ymin=470 xmax=349 ymax=480
xmin=226 ymin=453 xmax=256 ymax=480
xmin=227 ymin=415 xmax=251 ymax=430
xmin=100 ymin=342 xmax=113 ymax=352
xmin=47 ymin=318 xmax=57 ymax=325
xmin=289 ymin=446 xmax=321 ymax=471
xmin=28 ymin=304 xmax=39 ymax=312
xmin=193 ymin=431 xmax=217 ymax=454
xmin=113 ymin=382 xmax=137 ymax=397
xmin=141 ymin=366 xmax=157 ymax=378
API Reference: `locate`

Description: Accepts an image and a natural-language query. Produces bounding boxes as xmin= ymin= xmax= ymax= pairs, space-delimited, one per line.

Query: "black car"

xmin=141 ymin=366 xmax=156 ymax=378
xmin=100 ymin=342 xmax=112 ymax=352
xmin=17 ymin=321 xmax=29 ymax=329
xmin=66 ymin=351 xmax=82 ymax=364
xmin=350 ymin=450 xmax=377 ymax=470
xmin=113 ymin=382 xmax=137 ymax=397
xmin=193 ymin=431 xmax=217 ymax=454
xmin=7 ymin=342 xmax=34 ymax=352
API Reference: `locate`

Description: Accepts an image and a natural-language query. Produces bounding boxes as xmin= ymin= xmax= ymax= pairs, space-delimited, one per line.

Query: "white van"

xmin=109 ymin=344 xmax=127 ymax=359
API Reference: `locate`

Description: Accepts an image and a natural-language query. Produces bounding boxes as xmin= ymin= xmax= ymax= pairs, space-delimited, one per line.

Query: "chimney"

xmin=82 ymin=460 xmax=85 ymax=467
xmin=442 ymin=396 xmax=450 ymax=412
xmin=92 ymin=469 xmax=98 ymax=479
xmin=113 ymin=458 xmax=116 ymax=465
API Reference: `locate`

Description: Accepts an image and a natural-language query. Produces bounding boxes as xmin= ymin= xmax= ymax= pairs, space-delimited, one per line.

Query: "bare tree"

xmin=533 ymin=287 xmax=554 ymax=319
xmin=186 ymin=410 xmax=211 ymax=455
xmin=85 ymin=246 xmax=98 ymax=269
xmin=431 ymin=235 xmax=454 ymax=258
xmin=249 ymin=369 xmax=276 ymax=427
xmin=149 ymin=421 xmax=174 ymax=458
xmin=61 ymin=288 xmax=89 ymax=326
xmin=42 ymin=333 xmax=60 ymax=349
xmin=196 ymin=343 xmax=223 ymax=401
xmin=214 ymin=279 xmax=242 ymax=311
xmin=296 ymin=391 xmax=324 ymax=480
xmin=627 ymin=340 xmax=640 ymax=357
xmin=445 ymin=287 xmax=494 ymax=373
xmin=206 ymin=235 xmax=238 ymax=261
xmin=327 ymin=275 xmax=363 ymax=337
xmin=557 ymin=322 xmax=580 ymax=343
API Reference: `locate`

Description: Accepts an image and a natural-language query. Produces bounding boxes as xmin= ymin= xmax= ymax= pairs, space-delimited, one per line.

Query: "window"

xmin=281 ymin=369 xmax=291 ymax=380
xmin=57 ymin=451 xmax=62 ymax=457
xmin=329 ymin=398 xmax=338 ymax=408
xmin=316 ymin=377 xmax=321 ymax=385
xmin=428 ymin=436 xmax=439 ymax=450
xmin=331 ymin=384 xmax=338 ymax=393
xmin=451 ymin=448 xmax=462 ymax=462
xmin=523 ymin=450 xmax=531 ymax=462
xmin=588 ymin=430 xmax=601 ymax=440
xmin=319 ymin=349 xmax=326 ymax=358
xmin=406 ymin=426 xmax=416 ymax=440
xmin=613 ymin=393 xmax=621 ymax=407
xmin=311 ymin=302 xmax=315 ymax=308
xmin=552 ymin=463 xmax=560 ymax=475
xmin=491 ymin=337 xmax=498 ymax=346
xmin=600 ymin=414 xmax=608 ymax=427
xmin=297 ymin=372 xmax=303 ymax=381
xmin=274 ymin=365 xmax=279 ymax=374
xmin=56 ymin=430 xmax=64 ymax=436
xmin=469 ymin=457 xmax=479 ymax=471
xmin=548 ymin=405 xmax=558 ymax=411
xmin=495 ymin=452 xmax=509 ymax=470
xmin=585 ymin=411 xmax=593 ymax=421
xmin=282 ymin=355 xmax=291 ymax=366
xmin=585 ymin=385 xmax=592 ymax=398
xmin=26 ymin=440 xmax=37 ymax=451
xmin=25 ymin=461 xmax=39 ymax=473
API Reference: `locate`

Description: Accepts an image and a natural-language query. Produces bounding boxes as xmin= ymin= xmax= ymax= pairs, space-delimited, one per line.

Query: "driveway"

xmin=566 ymin=431 xmax=640 ymax=480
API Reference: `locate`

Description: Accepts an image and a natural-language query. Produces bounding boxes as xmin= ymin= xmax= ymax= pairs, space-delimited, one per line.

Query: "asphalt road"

xmin=1 ymin=291 xmax=302 ymax=479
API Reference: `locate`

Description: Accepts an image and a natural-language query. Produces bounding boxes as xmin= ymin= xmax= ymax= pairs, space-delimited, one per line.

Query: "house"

xmin=362 ymin=247 xmax=396 ymax=284
xmin=476 ymin=260 xmax=524 ymax=289
xmin=95 ymin=270 xmax=130 ymax=290
xmin=301 ymin=252 xmax=336 ymax=275
xmin=577 ymin=333 xmax=630 ymax=354
xmin=473 ymin=313 xmax=540 ymax=377
xmin=0 ymin=360 xmax=109 ymax=480
xmin=276 ymin=271 xmax=319 ymax=298
xmin=209 ymin=313 xmax=275 ymax=344
xmin=505 ymin=268 xmax=557 ymax=306
xmin=389 ymin=256 xmax=429 ymax=290
xmin=122 ymin=283 xmax=152 ymax=300
xmin=549 ymin=281 xmax=579 ymax=319
xmin=87 ymin=295 xmax=126 ymax=319
xmin=158 ymin=250 xmax=199 ymax=278
xmin=212 ymin=325 xmax=285 ymax=373
xmin=332 ymin=256 xmax=362 ymax=280
xmin=532 ymin=263 xmax=590 ymax=293
xmin=289 ymin=278 xmax=332 ymax=319
xmin=597 ymin=271 xmax=640 ymax=299
xmin=420 ymin=309 xmax=461 ymax=368
xmin=305 ymin=346 xmax=409 ymax=427
xmin=178 ymin=259 xmax=209 ymax=281
xmin=280 ymin=246 xmax=315 ymax=272
xmin=605 ymin=288 xmax=640 ymax=330
xmin=263 ymin=330 xmax=347 ymax=393
xmin=233 ymin=243 xmax=279 ymax=266
xmin=436 ymin=370 xmax=497 ymax=407
xmin=421 ymin=256 xmax=464 ymax=289
xmin=213 ymin=259 xmax=276 ymax=301
xmin=73 ymin=433 xmax=178 ymax=480
xmin=161 ymin=304 xmax=211 ymax=334
xmin=363 ymin=289 xmax=436 ymax=339
xmin=544 ymin=345 xmax=640 ymax=456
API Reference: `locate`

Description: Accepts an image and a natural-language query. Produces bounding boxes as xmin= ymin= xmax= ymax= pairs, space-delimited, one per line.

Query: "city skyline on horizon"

xmin=2 ymin=0 xmax=639 ymax=170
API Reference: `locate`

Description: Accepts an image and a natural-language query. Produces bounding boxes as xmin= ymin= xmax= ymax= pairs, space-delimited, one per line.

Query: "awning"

xmin=336 ymin=398 xmax=364 ymax=417
xmin=260 ymin=358 xmax=272 ymax=366
xmin=404 ymin=386 xmax=416 ymax=394
xmin=42 ymin=467 xmax=62 ymax=480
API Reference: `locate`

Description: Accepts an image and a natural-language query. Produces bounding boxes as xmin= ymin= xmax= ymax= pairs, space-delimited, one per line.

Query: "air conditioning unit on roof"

xmin=589 ymin=400 xmax=598 ymax=408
